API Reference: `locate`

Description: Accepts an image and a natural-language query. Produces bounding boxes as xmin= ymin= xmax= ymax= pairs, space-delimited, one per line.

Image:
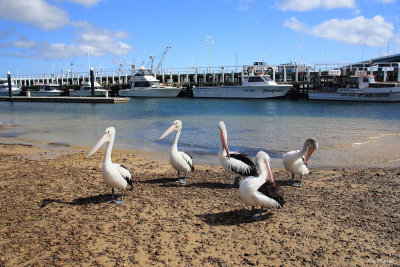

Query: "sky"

xmin=0 ymin=0 xmax=399 ymax=76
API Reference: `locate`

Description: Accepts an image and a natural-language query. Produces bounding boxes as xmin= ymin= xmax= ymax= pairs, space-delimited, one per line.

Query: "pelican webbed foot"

xmin=176 ymin=179 xmax=186 ymax=185
xmin=292 ymin=175 xmax=303 ymax=187
xmin=287 ymin=174 xmax=303 ymax=186
xmin=226 ymin=176 xmax=240 ymax=188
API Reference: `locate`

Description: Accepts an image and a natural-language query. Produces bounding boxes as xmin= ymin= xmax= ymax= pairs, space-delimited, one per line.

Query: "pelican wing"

xmin=257 ymin=181 xmax=285 ymax=207
xmin=118 ymin=164 xmax=133 ymax=186
xmin=181 ymin=152 xmax=195 ymax=171
xmin=282 ymin=150 xmax=301 ymax=165
xmin=229 ymin=152 xmax=258 ymax=176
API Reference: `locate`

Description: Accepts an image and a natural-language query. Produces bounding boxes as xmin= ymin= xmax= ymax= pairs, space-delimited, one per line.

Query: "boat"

xmin=29 ymin=84 xmax=62 ymax=96
xmin=70 ymin=81 xmax=107 ymax=97
xmin=308 ymin=74 xmax=400 ymax=101
xmin=0 ymin=79 xmax=21 ymax=96
xmin=119 ymin=68 xmax=181 ymax=97
xmin=192 ymin=74 xmax=292 ymax=99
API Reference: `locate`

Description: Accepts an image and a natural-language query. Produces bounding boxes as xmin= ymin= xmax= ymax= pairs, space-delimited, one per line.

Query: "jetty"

xmin=2 ymin=53 xmax=400 ymax=99
xmin=0 ymin=96 xmax=129 ymax=104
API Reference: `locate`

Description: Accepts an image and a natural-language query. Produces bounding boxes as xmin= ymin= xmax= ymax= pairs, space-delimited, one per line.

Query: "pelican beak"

xmin=158 ymin=124 xmax=176 ymax=140
xmin=265 ymin=160 xmax=274 ymax=184
xmin=220 ymin=129 xmax=230 ymax=159
xmin=303 ymin=146 xmax=315 ymax=164
xmin=87 ymin=133 xmax=109 ymax=157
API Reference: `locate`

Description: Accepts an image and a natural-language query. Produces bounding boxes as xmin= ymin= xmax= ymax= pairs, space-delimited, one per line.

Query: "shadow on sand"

xmin=141 ymin=177 xmax=228 ymax=189
xmin=196 ymin=209 xmax=274 ymax=226
xmin=40 ymin=193 xmax=118 ymax=208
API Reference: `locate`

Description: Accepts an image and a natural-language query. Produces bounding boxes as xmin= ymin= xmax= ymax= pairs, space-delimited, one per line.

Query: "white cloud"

xmin=277 ymin=0 xmax=356 ymax=11
xmin=283 ymin=17 xmax=307 ymax=32
xmin=0 ymin=25 xmax=132 ymax=59
xmin=66 ymin=0 xmax=103 ymax=7
xmin=0 ymin=0 xmax=69 ymax=30
xmin=237 ymin=0 xmax=254 ymax=11
xmin=284 ymin=15 xmax=395 ymax=47
xmin=376 ymin=0 xmax=397 ymax=3
xmin=13 ymin=37 xmax=35 ymax=49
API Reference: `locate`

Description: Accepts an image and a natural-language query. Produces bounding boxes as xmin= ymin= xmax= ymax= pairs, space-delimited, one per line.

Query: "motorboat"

xmin=0 ymin=79 xmax=21 ymax=96
xmin=192 ymin=74 xmax=292 ymax=98
xmin=119 ymin=68 xmax=181 ymax=97
xmin=29 ymin=84 xmax=62 ymax=96
xmin=308 ymin=74 xmax=400 ymax=101
xmin=70 ymin=81 xmax=107 ymax=97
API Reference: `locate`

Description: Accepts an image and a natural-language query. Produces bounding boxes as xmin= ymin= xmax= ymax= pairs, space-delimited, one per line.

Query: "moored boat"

xmin=192 ymin=74 xmax=292 ymax=99
xmin=29 ymin=84 xmax=62 ymax=96
xmin=0 ymin=79 xmax=21 ymax=96
xmin=70 ymin=81 xmax=107 ymax=97
xmin=308 ymin=74 xmax=400 ymax=101
xmin=119 ymin=68 xmax=181 ymax=97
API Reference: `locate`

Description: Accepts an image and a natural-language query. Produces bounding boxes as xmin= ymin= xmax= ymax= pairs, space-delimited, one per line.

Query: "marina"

xmin=2 ymin=54 xmax=400 ymax=100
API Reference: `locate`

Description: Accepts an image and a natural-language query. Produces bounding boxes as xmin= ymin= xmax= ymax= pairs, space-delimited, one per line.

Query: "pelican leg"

xmin=292 ymin=175 xmax=303 ymax=187
xmin=107 ymin=188 xmax=115 ymax=203
xmin=114 ymin=189 xmax=125 ymax=205
xmin=176 ymin=172 xmax=187 ymax=185
xmin=253 ymin=207 xmax=263 ymax=221
xmin=226 ymin=176 xmax=240 ymax=188
xmin=244 ymin=206 xmax=256 ymax=218
xmin=288 ymin=173 xmax=298 ymax=186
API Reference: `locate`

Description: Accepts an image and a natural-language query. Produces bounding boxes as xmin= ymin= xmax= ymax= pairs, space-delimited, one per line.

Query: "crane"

xmin=155 ymin=46 xmax=171 ymax=72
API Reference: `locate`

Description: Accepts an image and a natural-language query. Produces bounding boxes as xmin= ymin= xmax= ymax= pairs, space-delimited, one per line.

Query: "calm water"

xmin=0 ymin=98 xmax=399 ymax=168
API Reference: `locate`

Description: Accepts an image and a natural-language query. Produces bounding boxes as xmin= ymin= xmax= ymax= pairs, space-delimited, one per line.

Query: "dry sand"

xmin=0 ymin=143 xmax=399 ymax=266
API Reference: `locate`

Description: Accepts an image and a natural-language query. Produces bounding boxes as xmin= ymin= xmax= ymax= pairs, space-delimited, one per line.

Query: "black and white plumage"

xmin=158 ymin=120 xmax=194 ymax=185
xmin=239 ymin=151 xmax=284 ymax=221
xmin=87 ymin=127 xmax=133 ymax=204
xmin=283 ymin=138 xmax=318 ymax=186
xmin=218 ymin=121 xmax=258 ymax=187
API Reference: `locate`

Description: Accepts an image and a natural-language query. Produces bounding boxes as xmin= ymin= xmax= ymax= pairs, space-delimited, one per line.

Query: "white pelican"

xmin=87 ymin=127 xmax=133 ymax=204
xmin=158 ymin=120 xmax=194 ymax=185
xmin=239 ymin=151 xmax=284 ymax=221
xmin=218 ymin=121 xmax=258 ymax=187
xmin=282 ymin=138 xmax=318 ymax=186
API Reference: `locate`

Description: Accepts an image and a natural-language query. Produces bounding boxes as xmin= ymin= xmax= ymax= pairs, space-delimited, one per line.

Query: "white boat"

xmin=29 ymin=84 xmax=62 ymax=96
xmin=119 ymin=68 xmax=181 ymax=97
xmin=193 ymin=74 xmax=292 ymax=99
xmin=0 ymin=79 xmax=21 ymax=96
xmin=308 ymin=74 xmax=400 ymax=102
xmin=70 ymin=81 xmax=107 ymax=97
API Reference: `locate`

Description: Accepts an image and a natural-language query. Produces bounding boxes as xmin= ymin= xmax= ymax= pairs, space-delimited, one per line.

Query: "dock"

xmin=0 ymin=96 xmax=130 ymax=104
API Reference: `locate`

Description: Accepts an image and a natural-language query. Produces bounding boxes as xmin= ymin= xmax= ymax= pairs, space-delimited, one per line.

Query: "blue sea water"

xmin=0 ymin=98 xmax=399 ymax=168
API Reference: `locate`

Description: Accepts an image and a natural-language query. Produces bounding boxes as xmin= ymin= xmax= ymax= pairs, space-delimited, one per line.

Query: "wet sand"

xmin=0 ymin=143 xmax=399 ymax=266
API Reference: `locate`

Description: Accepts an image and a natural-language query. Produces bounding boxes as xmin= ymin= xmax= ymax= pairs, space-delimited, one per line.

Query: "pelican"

xmin=239 ymin=151 xmax=284 ymax=221
xmin=218 ymin=121 xmax=258 ymax=187
xmin=282 ymin=138 xmax=318 ymax=186
xmin=158 ymin=120 xmax=194 ymax=185
xmin=87 ymin=127 xmax=133 ymax=204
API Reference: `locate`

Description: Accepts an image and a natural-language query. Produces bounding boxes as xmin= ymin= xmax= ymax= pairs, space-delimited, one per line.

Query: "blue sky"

xmin=0 ymin=0 xmax=399 ymax=76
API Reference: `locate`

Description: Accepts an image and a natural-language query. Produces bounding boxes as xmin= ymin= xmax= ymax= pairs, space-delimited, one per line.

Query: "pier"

xmin=0 ymin=96 xmax=130 ymax=104
xmin=2 ymin=54 xmax=400 ymax=99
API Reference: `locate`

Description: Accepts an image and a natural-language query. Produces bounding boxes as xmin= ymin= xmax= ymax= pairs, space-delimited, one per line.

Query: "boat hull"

xmin=309 ymin=88 xmax=400 ymax=102
xmin=192 ymin=85 xmax=292 ymax=99
xmin=119 ymin=87 xmax=181 ymax=97
xmin=70 ymin=90 xmax=107 ymax=97
xmin=0 ymin=90 xmax=20 ymax=96
xmin=29 ymin=91 xmax=62 ymax=97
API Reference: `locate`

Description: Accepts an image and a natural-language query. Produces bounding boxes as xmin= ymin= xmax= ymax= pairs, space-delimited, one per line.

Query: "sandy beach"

xmin=0 ymin=143 xmax=399 ymax=266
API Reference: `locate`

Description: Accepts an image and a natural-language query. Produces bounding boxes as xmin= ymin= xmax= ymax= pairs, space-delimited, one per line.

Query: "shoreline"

xmin=0 ymin=142 xmax=399 ymax=266
xmin=1 ymin=135 xmax=398 ymax=170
